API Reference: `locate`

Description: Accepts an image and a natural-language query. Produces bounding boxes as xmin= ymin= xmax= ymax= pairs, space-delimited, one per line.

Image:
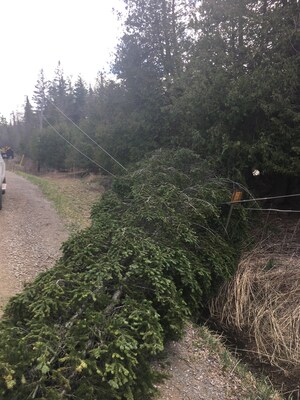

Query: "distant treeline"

xmin=0 ymin=0 xmax=299 ymax=187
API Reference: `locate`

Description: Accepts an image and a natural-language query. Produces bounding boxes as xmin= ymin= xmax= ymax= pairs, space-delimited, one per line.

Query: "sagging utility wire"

xmin=247 ymin=208 xmax=300 ymax=213
xmin=224 ymin=193 xmax=300 ymax=205
xmin=43 ymin=117 xmax=117 ymax=178
xmin=47 ymin=98 xmax=127 ymax=172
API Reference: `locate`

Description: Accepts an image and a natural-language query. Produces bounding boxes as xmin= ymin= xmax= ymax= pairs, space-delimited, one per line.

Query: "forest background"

xmin=0 ymin=0 xmax=299 ymax=191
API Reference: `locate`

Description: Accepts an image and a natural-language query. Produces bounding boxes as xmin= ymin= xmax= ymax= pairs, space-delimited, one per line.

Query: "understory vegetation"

xmin=211 ymin=252 xmax=300 ymax=379
xmin=210 ymin=216 xmax=300 ymax=396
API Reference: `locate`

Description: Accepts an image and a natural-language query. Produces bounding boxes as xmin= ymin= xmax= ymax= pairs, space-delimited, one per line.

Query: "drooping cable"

xmin=43 ymin=117 xmax=117 ymax=178
xmin=247 ymin=208 xmax=300 ymax=213
xmin=47 ymin=99 xmax=127 ymax=172
xmin=224 ymin=193 xmax=300 ymax=205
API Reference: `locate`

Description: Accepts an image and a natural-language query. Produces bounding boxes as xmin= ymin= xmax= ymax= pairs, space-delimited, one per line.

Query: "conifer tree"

xmin=72 ymin=75 xmax=88 ymax=123
xmin=32 ymin=69 xmax=48 ymax=129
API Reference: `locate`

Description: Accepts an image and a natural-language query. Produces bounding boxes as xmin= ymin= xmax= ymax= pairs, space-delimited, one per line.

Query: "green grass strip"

xmin=17 ymin=171 xmax=83 ymax=232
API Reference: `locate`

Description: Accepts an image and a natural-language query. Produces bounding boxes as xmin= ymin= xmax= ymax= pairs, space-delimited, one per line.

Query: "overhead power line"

xmin=247 ymin=208 xmax=300 ymax=213
xmin=225 ymin=193 xmax=300 ymax=205
xmin=43 ymin=117 xmax=117 ymax=178
xmin=47 ymin=99 xmax=127 ymax=172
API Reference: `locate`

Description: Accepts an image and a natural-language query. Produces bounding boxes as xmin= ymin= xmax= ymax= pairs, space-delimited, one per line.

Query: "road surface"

xmin=0 ymin=171 xmax=68 ymax=314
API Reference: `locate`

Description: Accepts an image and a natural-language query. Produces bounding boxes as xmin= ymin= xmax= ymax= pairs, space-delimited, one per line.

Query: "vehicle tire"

xmin=0 ymin=186 xmax=2 ymax=210
xmin=2 ymin=177 xmax=6 ymax=194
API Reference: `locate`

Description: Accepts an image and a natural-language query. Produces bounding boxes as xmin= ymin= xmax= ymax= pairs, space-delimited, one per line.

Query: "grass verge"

xmin=17 ymin=171 xmax=103 ymax=232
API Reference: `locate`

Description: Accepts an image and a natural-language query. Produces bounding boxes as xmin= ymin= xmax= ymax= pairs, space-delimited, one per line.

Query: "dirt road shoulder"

xmin=0 ymin=171 xmax=68 ymax=313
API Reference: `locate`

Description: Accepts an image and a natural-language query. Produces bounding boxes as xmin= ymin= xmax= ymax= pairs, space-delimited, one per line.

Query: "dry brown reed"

xmin=210 ymin=215 xmax=300 ymax=379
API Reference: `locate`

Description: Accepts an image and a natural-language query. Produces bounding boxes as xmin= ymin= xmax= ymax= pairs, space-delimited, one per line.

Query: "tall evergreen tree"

xmin=23 ymin=96 xmax=35 ymax=129
xmin=32 ymin=69 xmax=48 ymax=129
xmin=72 ymin=75 xmax=88 ymax=123
xmin=47 ymin=62 xmax=71 ymax=122
xmin=171 ymin=0 xmax=300 ymax=180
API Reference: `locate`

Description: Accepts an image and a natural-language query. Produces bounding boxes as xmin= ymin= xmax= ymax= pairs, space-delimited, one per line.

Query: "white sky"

xmin=0 ymin=0 xmax=124 ymax=120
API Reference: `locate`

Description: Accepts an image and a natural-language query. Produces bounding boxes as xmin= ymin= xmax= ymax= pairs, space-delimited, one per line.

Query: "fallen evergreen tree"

xmin=0 ymin=149 xmax=247 ymax=399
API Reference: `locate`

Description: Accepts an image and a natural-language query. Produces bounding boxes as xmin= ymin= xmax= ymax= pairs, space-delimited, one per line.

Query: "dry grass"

xmin=17 ymin=170 xmax=107 ymax=232
xmin=210 ymin=215 xmax=300 ymax=381
xmin=43 ymin=172 xmax=106 ymax=230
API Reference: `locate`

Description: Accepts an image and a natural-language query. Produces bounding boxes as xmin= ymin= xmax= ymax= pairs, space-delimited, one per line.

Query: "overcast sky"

xmin=0 ymin=0 xmax=124 ymax=120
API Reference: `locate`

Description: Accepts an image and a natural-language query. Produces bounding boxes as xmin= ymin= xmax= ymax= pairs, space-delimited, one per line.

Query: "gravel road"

xmin=0 ymin=171 xmax=68 ymax=314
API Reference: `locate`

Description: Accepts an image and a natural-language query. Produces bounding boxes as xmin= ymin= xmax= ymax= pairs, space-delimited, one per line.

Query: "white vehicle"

xmin=0 ymin=153 xmax=6 ymax=210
